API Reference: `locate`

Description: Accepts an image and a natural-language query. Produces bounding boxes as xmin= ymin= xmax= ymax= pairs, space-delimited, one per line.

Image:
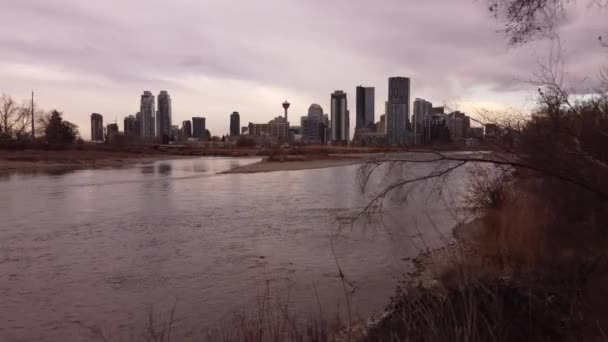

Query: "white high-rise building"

xmin=386 ymin=77 xmax=410 ymax=145
xmin=140 ymin=91 xmax=156 ymax=138
xmin=331 ymin=90 xmax=349 ymax=144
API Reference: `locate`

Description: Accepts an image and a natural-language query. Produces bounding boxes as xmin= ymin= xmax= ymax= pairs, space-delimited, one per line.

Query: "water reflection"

xmin=0 ymin=167 xmax=77 ymax=179
xmin=140 ymin=165 xmax=155 ymax=174
xmin=157 ymin=163 xmax=172 ymax=175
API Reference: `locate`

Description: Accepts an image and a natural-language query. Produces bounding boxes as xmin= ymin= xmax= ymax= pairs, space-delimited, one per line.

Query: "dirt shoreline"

xmin=219 ymin=152 xmax=397 ymax=174
xmin=220 ymin=158 xmax=368 ymax=174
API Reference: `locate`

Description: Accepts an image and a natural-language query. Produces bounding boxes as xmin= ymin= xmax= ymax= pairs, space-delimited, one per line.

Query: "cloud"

xmin=0 ymin=0 xmax=605 ymax=138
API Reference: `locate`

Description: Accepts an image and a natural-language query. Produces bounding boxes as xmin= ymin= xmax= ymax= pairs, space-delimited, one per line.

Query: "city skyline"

xmin=1 ymin=1 xmax=604 ymax=140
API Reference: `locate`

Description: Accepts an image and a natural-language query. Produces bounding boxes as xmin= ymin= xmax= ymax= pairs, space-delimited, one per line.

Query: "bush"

xmin=365 ymin=279 xmax=583 ymax=342
xmin=236 ymin=136 xmax=256 ymax=148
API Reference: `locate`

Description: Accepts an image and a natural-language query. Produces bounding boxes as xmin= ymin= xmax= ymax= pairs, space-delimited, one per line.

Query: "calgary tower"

xmin=282 ymin=100 xmax=290 ymax=122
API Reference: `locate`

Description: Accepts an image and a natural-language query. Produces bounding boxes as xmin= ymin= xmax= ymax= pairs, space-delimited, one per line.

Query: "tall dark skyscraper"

xmin=413 ymin=98 xmax=433 ymax=144
xmin=140 ymin=91 xmax=156 ymax=138
xmin=192 ymin=117 xmax=206 ymax=140
xmin=331 ymin=90 xmax=349 ymax=144
xmin=387 ymin=77 xmax=410 ymax=145
xmin=124 ymin=114 xmax=139 ymax=136
xmin=356 ymin=86 xmax=375 ymax=130
xmin=182 ymin=120 xmax=192 ymax=138
xmin=230 ymin=112 xmax=240 ymax=136
xmin=91 ymin=113 xmax=104 ymax=142
xmin=156 ymin=91 xmax=172 ymax=143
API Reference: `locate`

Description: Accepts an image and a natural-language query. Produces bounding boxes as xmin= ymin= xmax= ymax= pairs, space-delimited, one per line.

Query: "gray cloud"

xmin=0 ymin=0 xmax=605 ymax=138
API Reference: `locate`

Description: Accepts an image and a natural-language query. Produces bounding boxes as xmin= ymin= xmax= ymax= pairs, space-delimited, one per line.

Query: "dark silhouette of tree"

xmin=44 ymin=110 xmax=79 ymax=149
xmin=488 ymin=0 xmax=608 ymax=44
xmin=0 ymin=94 xmax=25 ymax=137
xmin=236 ymin=136 xmax=256 ymax=148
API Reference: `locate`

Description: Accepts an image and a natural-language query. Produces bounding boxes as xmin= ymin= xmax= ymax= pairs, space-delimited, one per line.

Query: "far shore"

xmin=0 ymin=145 xmax=489 ymax=176
xmin=0 ymin=149 xmax=190 ymax=175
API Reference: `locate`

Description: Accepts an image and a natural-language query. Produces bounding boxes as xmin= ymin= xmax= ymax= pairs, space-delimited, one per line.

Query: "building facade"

xmin=248 ymin=116 xmax=291 ymax=145
xmin=140 ymin=91 xmax=156 ymax=138
xmin=446 ymin=111 xmax=469 ymax=140
xmin=192 ymin=117 xmax=206 ymax=140
xmin=376 ymin=114 xmax=386 ymax=134
xmin=356 ymin=86 xmax=375 ymax=130
xmin=331 ymin=90 xmax=349 ymax=144
xmin=156 ymin=90 xmax=172 ymax=143
xmin=123 ymin=114 xmax=140 ymax=137
xmin=413 ymin=98 xmax=433 ymax=144
xmin=386 ymin=77 xmax=410 ymax=145
xmin=91 ymin=113 xmax=104 ymax=142
xmin=182 ymin=120 xmax=192 ymax=138
xmin=301 ymin=104 xmax=326 ymax=144
xmin=230 ymin=112 xmax=240 ymax=136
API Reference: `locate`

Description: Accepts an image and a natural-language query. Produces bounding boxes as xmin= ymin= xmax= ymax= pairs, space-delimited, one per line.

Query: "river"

xmin=0 ymin=156 xmax=469 ymax=341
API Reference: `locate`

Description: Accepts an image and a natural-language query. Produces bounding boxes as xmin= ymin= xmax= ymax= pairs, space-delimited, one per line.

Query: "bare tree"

xmin=0 ymin=94 xmax=20 ymax=136
xmin=488 ymin=0 xmax=607 ymax=44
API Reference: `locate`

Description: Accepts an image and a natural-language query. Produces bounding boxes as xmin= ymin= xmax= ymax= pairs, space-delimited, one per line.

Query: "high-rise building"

xmin=446 ymin=111 xmax=470 ymax=140
xmin=106 ymin=123 xmax=119 ymax=143
xmin=376 ymin=114 xmax=386 ymax=134
xmin=156 ymin=91 xmax=172 ymax=143
xmin=413 ymin=98 xmax=433 ymax=144
xmin=230 ymin=112 xmax=240 ymax=136
xmin=182 ymin=120 xmax=192 ymax=138
xmin=331 ymin=90 xmax=349 ymax=144
xmin=386 ymin=77 xmax=410 ymax=145
xmin=170 ymin=125 xmax=180 ymax=141
xmin=432 ymin=107 xmax=445 ymax=115
xmin=91 ymin=113 xmax=104 ymax=142
xmin=356 ymin=86 xmax=375 ymax=130
xmin=140 ymin=91 xmax=156 ymax=138
xmin=192 ymin=117 xmax=206 ymax=140
xmin=308 ymin=103 xmax=324 ymax=121
xmin=107 ymin=123 xmax=119 ymax=135
xmin=124 ymin=114 xmax=140 ymax=136
xmin=301 ymin=104 xmax=325 ymax=144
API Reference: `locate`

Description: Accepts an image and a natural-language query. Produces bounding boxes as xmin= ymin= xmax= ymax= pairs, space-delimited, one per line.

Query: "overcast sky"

xmin=0 ymin=0 xmax=606 ymax=139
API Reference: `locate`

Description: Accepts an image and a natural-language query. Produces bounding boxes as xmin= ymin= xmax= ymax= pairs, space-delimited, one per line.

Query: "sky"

xmin=0 ymin=0 xmax=606 ymax=140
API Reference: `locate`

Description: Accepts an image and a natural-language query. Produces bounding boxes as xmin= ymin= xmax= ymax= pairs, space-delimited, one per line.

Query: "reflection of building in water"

xmin=157 ymin=163 xmax=172 ymax=175
xmin=140 ymin=164 xmax=155 ymax=174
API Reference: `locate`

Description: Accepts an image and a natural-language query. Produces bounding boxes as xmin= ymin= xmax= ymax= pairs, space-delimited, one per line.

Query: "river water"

xmin=0 ymin=156 xmax=470 ymax=341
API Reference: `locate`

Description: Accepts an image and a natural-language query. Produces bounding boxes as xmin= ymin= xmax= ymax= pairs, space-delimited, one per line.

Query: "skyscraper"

xmin=386 ymin=77 xmax=410 ymax=145
xmin=192 ymin=117 xmax=206 ymax=140
xmin=157 ymin=91 xmax=172 ymax=143
xmin=91 ymin=113 xmax=104 ymax=142
xmin=331 ymin=90 xmax=349 ymax=144
xmin=182 ymin=120 xmax=192 ymax=138
xmin=308 ymin=103 xmax=324 ymax=121
xmin=301 ymin=104 xmax=325 ymax=143
xmin=140 ymin=91 xmax=156 ymax=138
xmin=413 ymin=98 xmax=433 ymax=144
xmin=230 ymin=112 xmax=240 ymax=136
xmin=356 ymin=86 xmax=375 ymax=130
xmin=124 ymin=114 xmax=139 ymax=136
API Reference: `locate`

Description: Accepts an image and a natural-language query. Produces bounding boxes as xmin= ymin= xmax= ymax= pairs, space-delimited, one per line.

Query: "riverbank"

xmin=0 ymin=149 xmax=187 ymax=174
